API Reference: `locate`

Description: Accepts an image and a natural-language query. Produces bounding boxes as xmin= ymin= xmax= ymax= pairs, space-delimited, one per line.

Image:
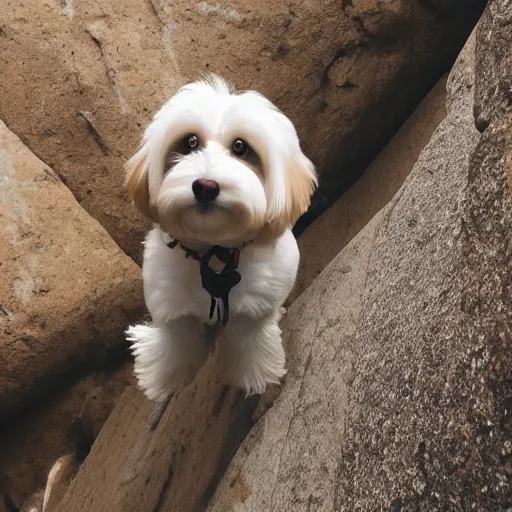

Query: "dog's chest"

xmin=142 ymin=229 xmax=299 ymax=325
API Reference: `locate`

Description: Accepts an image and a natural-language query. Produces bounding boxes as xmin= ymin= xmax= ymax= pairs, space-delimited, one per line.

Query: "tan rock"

xmin=0 ymin=120 xmax=143 ymax=416
xmin=291 ymin=74 xmax=448 ymax=302
xmin=0 ymin=0 xmax=483 ymax=261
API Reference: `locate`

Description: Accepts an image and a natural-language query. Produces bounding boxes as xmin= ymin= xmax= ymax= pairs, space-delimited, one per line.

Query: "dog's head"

xmin=126 ymin=74 xmax=317 ymax=246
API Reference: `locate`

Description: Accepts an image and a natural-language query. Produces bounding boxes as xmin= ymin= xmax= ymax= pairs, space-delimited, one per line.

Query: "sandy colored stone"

xmin=0 ymin=120 xmax=144 ymax=416
xmin=0 ymin=361 xmax=134 ymax=510
xmin=0 ymin=0 xmax=483 ymax=261
xmin=55 ymin=350 xmax=260 ymax=512
xmin=209 ymin=8 xmax=512 ymax=509
xmin=291 ymin=74 xmax=447 ymax=302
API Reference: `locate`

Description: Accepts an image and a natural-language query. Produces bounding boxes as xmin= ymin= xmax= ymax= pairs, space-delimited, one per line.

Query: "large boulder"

xmin=0 ymin=0 xmax=483 ymax=261
xmin=209 ymin=6 xmax=512 ymax=509
xmin=0 ymin=120 xmax=143 ymax=417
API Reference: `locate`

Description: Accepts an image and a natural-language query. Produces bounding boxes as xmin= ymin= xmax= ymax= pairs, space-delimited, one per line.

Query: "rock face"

xmin=0 ymin=120 xmax=143 ymax=417
xmin=55 ymin=353 xmax=260 ymax=512
xmin=0 ymin=0 xmax=483 ymax=261
xmin=209 ymin=6 xmax=512 ymax=510
xmin=291 ymin=74 xmax=447 ymax=302
xmin=49 ymin=10 xmax=507 ymax=512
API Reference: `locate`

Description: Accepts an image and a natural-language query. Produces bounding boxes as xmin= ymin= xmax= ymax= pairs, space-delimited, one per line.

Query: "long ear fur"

xmin=260 ymin=153 xmax=317 ymax=243
xmin=125 ymin=146 xmax=157 ymax=221
xmin=285 ymin=153 xmax=317 ymax=227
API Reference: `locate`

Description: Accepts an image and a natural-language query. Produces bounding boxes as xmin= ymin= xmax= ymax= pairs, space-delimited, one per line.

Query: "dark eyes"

xmin=175 ymin=134 xmax=200 ymax=155
xmin=184 ymin=134 xmax=199 ymax=153
xmin=177 ymin=134 xmax=251 ymax=158
xmin=232 ymin=138 xmax=249 ymax=156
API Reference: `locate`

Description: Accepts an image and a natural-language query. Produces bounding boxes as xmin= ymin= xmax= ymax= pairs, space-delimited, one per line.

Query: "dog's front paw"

xmin=127 ymin=324 xmax=197 ymax=402
xmin=223 ymin=319 xmax=287 ymax=396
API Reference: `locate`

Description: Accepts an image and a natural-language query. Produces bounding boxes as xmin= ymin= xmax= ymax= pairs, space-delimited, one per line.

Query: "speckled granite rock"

xmin=208 ymin=6 xmax=512 ymax=510
xmin=0 ymin=0 xmax=483 ymax=261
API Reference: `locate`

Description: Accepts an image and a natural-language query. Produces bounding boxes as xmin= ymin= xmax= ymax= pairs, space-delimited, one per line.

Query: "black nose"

xmin=192 ymin=179 xmax=220 ymax=202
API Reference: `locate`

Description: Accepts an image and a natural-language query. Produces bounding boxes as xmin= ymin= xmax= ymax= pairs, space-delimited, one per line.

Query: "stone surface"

xmin=0 ymin=0 xmax=483 ymax=261
xmin=0 ymin=120 xmax=144 ymax=417
xmin=291 ymin=74 xmax=447 ymax=302
xmin=55 ymin=351 xmax=260 ymax=512
xmin=209 ymin=6 xmax=512 ymax=510
xmin=0 ymin=361 xmax=133 ymax=510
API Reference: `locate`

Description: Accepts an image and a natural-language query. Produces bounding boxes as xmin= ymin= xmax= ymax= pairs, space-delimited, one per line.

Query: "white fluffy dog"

xmin=125 ymin=74 xmax=317 ymax=401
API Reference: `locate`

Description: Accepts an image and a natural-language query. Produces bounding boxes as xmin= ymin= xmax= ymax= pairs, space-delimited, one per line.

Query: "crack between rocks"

xmin=85 ymin=28 xmax=130 ymax=115
xmin=145 ymin=0 xmax=163 ymax=24
xmin=153 ymin=450 xmax=176 ymax=512
xmin=148 ymin=394 xmax=173 ymax=431
xmin=0 ymin=116 xmax=70 ymax=187
xmin=77 ymin=111 xmax=110 ymax=155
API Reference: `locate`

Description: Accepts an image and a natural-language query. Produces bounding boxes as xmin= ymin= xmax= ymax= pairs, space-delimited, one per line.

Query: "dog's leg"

xmin=220 ymin=312 xmax=286 ymax=396
xmin=126 ymin=317 xmax=210 ymax=402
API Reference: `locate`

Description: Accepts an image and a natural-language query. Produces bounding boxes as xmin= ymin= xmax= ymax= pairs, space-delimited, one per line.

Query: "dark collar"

xmin=166 ymin=238 xmax=203 ymax=262
xmin=166 ymin=237 xmax=251 ymax=263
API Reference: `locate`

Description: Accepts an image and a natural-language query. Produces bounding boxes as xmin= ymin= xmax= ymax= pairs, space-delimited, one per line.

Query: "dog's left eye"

xmin=176 ymin=134 xmax=200 ymax=155
xmin=232 ymin=138 xmax=249 ymax=156
xmin=185 ymin=134 xmax=200 ymax=152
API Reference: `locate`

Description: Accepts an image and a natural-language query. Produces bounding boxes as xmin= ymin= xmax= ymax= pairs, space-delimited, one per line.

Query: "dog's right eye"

xmin=180 ymin=134 xmax=200 ymax=154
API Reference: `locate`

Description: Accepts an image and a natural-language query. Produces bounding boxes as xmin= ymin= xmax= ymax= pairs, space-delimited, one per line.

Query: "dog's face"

xmin=126 ymin=75 xmax=317 ymax=246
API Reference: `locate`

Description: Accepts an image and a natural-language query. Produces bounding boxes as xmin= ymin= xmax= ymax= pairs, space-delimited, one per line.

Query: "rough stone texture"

xmin=0 ymin=120 xmax=144 ymax=417
xmin=292 ymin=74 xmax=447 ymax=302
xmin=209 ymin=7 xmax=512 ymax=510
xmin=0 ymin=0 xmax=179 ymax=262
xmin=0 ymin=361 xmax=134 ymax=510
xmin=0 ymin=0 xmax=483 ymax=261
xmin=55 ymin=351 xmax=260 ymax=512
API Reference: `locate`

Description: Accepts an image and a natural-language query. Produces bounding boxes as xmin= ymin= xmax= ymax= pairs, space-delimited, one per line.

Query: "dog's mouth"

xmin=194 ymin=201 xmax=221 ymax=214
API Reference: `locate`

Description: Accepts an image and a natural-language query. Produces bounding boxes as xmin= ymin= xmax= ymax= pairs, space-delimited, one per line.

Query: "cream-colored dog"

xmin=125 ymin=74 xmax=317 ymax=400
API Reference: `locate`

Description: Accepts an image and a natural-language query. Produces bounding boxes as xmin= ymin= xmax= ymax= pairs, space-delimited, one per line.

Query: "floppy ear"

xmin=125 ymin=146 xmax=158 ymax=221
xmin=261 ymin=152 xmax=317 ymax=243
xmin=285 ymin=152 xmax=317 ymax=227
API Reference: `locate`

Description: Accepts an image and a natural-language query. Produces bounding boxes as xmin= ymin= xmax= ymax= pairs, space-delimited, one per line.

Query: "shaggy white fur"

xmin=125 ymin=74 xmax=316 ymax=399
